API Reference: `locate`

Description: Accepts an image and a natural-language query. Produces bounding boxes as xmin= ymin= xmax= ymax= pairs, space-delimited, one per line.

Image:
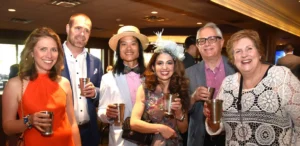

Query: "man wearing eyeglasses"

xmin=186 ymin=22 xmax=236 ymax=146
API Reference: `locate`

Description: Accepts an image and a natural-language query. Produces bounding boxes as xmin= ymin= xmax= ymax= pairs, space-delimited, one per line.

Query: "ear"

xmin=66 ymin=24 xmax=70 ymax=35
xmin=220 ymin=38 xmax=225 ymax=48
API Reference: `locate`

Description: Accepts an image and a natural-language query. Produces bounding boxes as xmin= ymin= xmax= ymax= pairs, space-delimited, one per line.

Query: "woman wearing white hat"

xmin=97 ymin=25 xmax=149 ymax=146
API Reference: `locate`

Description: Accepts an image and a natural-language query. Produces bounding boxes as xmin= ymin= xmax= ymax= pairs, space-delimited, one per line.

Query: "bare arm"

xmin=61 ymin=77 xmax=81 ymax=146
xmin=130 ymin=85 xmax=176 ymax=139
xmin=2 ymin=77 xmax=27 ymax=135
xmin=172 ymin=98 xmax=188 ymax=133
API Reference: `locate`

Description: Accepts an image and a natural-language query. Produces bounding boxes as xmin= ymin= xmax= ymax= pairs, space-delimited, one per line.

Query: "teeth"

xmin=44 ymin=60 xmax=53 ymax=64
xmin=161 ymin=71 xmax=169 ymax=75
xmin=242 ymin=60 xmax=251 ymax=63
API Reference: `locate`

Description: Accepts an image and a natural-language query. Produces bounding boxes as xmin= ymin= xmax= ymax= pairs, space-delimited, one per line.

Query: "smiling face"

xmin=196 ymin=27 xmax=224 ymax=60
xmin=66 ymin=15 xmax=91 ymax=49
xmin=119 ymin=36 xmax=140 ymax=66
xmin=152 ymin=53 xmax=175 ymax=83
xmin=232 ymin=37 xmax=262 ymax=74
xmin=32 ymin=36 xmax=58 ymax=73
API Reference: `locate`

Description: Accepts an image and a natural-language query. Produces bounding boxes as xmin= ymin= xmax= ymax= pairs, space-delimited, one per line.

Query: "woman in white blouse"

xmin=204 ymin=29 xmax=300 ymax=146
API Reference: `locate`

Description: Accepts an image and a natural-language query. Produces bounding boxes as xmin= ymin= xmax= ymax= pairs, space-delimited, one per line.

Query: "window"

xmin=0 ymin=44 xmax=17 ymax=91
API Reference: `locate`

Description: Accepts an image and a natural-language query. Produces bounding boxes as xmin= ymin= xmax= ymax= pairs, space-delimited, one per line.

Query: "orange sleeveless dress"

xmin=18 ymin=74 xmax=74 ymax=146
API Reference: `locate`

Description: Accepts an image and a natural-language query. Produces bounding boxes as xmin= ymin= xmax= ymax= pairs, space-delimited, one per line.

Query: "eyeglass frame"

xmin=196 ymin=36 xmax=222 ymax=45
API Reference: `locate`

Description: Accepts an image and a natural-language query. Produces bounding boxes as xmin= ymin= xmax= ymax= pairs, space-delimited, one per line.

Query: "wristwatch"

xmin=24 ymin=115 xmax=32 ymax=129
xmin=176 ymin=114 xmax=185 ymax=122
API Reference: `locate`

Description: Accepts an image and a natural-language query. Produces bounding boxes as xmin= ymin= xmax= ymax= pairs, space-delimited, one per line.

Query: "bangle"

xmin=23 ymin=115 xmax=32 ymax=129
xmin=176 ymin=113 xmax=185 ymax=122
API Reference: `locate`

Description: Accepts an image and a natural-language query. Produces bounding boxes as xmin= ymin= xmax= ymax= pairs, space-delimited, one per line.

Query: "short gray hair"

xmin=196 ymin=22 xmax=223 ymax=39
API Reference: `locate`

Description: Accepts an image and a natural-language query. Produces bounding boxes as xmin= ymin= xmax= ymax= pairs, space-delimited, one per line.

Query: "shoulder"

xmin=88 ymin=53 xmax=101 ymax=62
xmin=57 ymin=76 xmax=71 ymax=88
xmin=223 ymin=73 xmax=238 ymax=82
xmin=102 ymin=72 xmax=114 ymax=80
xmin=5 ymin=77 xmax=22 ymax=91
xmin=186 ymin=62 xmax=202 ymax=73
xmin=269 ymin=65 xmax=289 ymax=73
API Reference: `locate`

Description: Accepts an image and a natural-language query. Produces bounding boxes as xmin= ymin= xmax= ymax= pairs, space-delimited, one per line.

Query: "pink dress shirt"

xmin=205 ymin=58 xmax=226 ymax=99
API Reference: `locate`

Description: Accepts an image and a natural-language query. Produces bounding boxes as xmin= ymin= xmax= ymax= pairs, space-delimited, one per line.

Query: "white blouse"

xmin=206 ymin=66 xmax=300 ymax=146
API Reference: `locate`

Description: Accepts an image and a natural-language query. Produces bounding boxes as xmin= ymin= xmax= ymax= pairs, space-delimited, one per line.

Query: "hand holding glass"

xmin=40 ymin=111 xmax=54 ymax=136
xmin=113 ymin=103 xmax=125 ymax=126
xmin=79 ymin=78 xmax=90 ymax=96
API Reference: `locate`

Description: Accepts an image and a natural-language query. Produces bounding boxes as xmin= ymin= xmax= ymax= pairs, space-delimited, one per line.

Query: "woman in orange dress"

xmin=2 ymin=27 xmax=81 ymax=146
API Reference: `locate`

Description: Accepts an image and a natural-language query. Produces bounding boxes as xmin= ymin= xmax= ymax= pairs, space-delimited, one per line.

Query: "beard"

xmin=68 ymin=35 xmax=88 ymax=48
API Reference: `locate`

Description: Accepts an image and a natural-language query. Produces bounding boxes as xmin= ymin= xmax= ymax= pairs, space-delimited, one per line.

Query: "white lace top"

xmin=206 ymin=66 xmax=300 ymax=146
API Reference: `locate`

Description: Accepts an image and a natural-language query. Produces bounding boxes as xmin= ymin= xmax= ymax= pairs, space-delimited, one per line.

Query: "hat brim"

xmin=108 ymin=32 xmax=149 ymax=51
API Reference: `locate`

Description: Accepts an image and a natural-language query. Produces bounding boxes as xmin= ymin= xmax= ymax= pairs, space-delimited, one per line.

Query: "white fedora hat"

xmin=108 ymin=25 xmax=149 ymax=51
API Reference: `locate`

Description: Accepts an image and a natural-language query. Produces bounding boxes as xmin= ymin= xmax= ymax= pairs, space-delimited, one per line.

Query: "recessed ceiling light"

xmin=8 ymin=9 xmax=16 ymax=12
xmin=119 ymin=24 xmax=124 ymax=27
xmin=197 ymin=22 xmax=202 ymax=25
xmin=151 ymin=11 xmax=158 ymax=14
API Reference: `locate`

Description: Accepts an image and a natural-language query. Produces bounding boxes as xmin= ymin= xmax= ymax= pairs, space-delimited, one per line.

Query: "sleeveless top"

xmin=143 ymin=88 xmax=183 ymax=146
xmin=18 ymin=74 xmax=74 ymax=146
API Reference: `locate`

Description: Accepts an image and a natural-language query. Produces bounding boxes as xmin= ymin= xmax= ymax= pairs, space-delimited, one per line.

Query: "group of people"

xmin=2 ymin=12 xmax=300 ymax=146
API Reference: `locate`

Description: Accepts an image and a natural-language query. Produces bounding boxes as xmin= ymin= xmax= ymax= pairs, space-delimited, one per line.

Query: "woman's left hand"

xmin=172 ymin=98 xmax=182 ymax=113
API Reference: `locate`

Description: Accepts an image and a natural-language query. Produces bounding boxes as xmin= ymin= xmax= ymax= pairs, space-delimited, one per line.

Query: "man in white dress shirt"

xmin=61 ymin=13 xmax=103 ymax=146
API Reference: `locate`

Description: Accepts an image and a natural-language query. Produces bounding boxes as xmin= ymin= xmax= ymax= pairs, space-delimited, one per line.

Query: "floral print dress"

xmin=143 ymin=88 xmax=182 ymax=146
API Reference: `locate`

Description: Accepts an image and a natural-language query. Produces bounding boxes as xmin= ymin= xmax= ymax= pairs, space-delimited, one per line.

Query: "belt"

xmin=78 ymin=122 xmax=90 ymax=129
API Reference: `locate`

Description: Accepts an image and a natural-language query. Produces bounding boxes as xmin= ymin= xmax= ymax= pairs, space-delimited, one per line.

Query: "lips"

xmin=160 ymin=71 xmax=169 ymax=75
xmin=43 ymin=60 xmax=53 ymax=64
xmin=241 ymin=59 xmax=251 ymax=64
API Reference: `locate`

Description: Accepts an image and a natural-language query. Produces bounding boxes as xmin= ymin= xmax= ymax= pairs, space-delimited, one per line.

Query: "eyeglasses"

xmin=196 ymin=36 xmax=222 ymax=45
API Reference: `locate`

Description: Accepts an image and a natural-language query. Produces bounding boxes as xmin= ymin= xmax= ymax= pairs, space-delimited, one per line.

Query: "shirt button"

xmin=76 ymin=60 xmax=77 ymax=62
xmin=79 ymin=97 xmax=81 ymax=99
xmin=77 ymin=72 xmax=79 ymax=74
xmin=80 ymin=110 xmax=83 ymax=112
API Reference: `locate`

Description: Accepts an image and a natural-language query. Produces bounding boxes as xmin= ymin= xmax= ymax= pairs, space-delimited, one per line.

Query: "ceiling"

xmin=0 ymin=0 xmax=300 ymax=47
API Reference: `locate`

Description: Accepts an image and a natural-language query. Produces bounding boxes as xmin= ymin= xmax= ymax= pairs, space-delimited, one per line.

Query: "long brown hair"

xmin=19 ymin=27 xmax=64 ymax=81
xmin=144 ymin=52 xmax=190 ymax=111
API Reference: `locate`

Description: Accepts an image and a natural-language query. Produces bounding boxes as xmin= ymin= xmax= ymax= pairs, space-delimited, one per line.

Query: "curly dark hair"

xmin=143 ymin=52 xmax=190 ymax=111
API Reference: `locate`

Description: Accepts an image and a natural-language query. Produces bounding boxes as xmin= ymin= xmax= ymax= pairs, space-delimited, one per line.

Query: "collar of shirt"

xmin=124 ymin=63 xmax=139 ymax=68
xmin=205 ymin=57 xmax=223 ymax=73
xmin=63 ymin=41 xmax=87 ymax=61
xmin=286 ymin=52 xmax=293 ymax=55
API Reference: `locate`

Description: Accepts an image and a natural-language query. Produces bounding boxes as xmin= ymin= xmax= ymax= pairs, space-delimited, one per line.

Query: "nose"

xmin=80 ymin=30 xmax=85 ymax=36
xmin=46 ymin=50 xmax=52 ymax=58
xmin=162 ymin=63 xmax=167 ymax=69
xmin=241 ymin=50 xmax=248 ymax=57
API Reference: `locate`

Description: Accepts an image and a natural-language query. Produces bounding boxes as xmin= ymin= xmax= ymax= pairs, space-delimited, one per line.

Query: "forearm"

xmin=71 ymin=123 xmax=81 ymax=146
xmin=174 ymin=110 xmax=188 ymax=133
xmin=176 ymin=114 xmax=188 ymax=133
xmin=3 ymin=119 xmax=27 ymax=135
xmin=131 ymin=119 xmax=163 ymax=134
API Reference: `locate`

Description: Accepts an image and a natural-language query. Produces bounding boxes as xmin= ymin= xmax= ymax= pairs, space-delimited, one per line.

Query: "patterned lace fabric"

xmin=217 ymin=66 xmax=300 ymax=146
xmin=143 ymin=88 xmax=183 ymax=146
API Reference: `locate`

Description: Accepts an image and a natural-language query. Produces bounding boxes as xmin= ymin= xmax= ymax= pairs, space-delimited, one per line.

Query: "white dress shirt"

xmin=63 ymin=42 xmax=90 ymax=125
